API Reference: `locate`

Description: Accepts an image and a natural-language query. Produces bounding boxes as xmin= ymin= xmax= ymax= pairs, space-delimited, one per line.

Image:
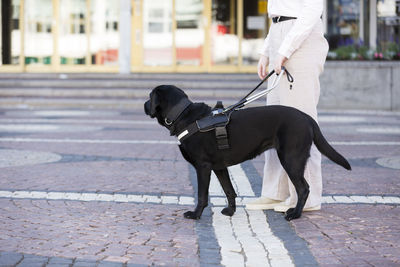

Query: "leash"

xmin=215 ymin=67 xmax=294 ymax=115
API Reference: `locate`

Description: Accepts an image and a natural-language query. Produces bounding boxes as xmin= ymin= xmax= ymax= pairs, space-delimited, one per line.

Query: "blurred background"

xmin=0 ymin=0 xmax=399 ymax=73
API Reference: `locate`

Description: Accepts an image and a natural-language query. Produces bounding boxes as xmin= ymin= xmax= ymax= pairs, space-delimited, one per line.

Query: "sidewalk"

xmin=0 ymin=76 xmax=399 ymax=266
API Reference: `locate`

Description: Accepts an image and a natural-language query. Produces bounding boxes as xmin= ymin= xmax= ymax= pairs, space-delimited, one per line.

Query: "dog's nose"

xmin=144 ymin=101 xmax=150 ymax=115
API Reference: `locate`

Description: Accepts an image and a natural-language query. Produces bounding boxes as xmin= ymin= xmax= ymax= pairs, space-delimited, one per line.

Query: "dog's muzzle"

xmin=144 ymin=100 xmax=152 ymax=117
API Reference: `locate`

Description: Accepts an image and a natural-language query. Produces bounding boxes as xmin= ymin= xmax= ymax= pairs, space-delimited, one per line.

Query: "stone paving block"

xmin=72 ymin=259 xmax=99 ymax=267
xmin=160 ymin=196 xmax=178 ymax=204
xmin=47 ymin=257 xmax=74 ymax=265
xmin=126 ymin=264 xmax=148 ymax=267
xmin=145 ymin=195 xmax=161 ymax=204
xmin=126 ymin=254 xmax=152 ymax=266
xmin=97 ymin=261 xmax=124 ymax=267
xmin=0 ymin=191 xmax=13 ymax=198
xmin=16 ymin=255 xmax=49 ymax=267
xmin=178 ymin=196 xmax=194 ymax=205
xmin=0 ymin=252 xmax=23 ymax=266
xmin=46 ymin=262 xmax=72 ymax=267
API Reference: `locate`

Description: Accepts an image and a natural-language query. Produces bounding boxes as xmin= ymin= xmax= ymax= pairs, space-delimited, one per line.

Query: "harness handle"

xmin=241 ymin=69 xmax=276 ymax=101
xmin=222 ymin=67 xmax=293 ymax=114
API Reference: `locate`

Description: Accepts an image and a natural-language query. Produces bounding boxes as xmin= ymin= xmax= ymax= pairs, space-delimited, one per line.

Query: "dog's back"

xmin=221 ymin=105 xmax=351 ymax=170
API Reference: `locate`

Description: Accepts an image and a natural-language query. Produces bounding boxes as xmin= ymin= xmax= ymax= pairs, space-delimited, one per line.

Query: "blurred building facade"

xmin=0 ymin=0 xmax=399 ymax=73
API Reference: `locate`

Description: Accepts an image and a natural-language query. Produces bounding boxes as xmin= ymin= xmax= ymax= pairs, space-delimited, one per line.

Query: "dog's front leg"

xmin=184 ymin=165 xmax=211 ymax=220
xmin=214 ymin=168 xmax=237 ymax=216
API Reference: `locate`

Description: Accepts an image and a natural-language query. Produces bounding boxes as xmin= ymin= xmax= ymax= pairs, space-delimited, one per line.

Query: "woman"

xmin=246 ymin=0 xmax=329 ymax=213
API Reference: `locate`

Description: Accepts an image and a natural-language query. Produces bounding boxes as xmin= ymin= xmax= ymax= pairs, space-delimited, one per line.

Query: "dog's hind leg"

xmin=184 ymin=165 xmax=212 ymax=220
xmin=214 ymin=168 xmax=237 ymax=216
xmin=277 ymin=152 xmax=310 ymax=221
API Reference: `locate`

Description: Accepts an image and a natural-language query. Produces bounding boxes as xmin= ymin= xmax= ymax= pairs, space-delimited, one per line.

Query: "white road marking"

xmin=0 ymin=190 xmax=398 ymax=207
xmin=0 ymin=190 xmax=195 ymax=205
xmin=0 ymin=118 xmax=155 ymax=125
xmin=357 ymin=127 xmax=400 ymax=135
xmin=318 ymin=115 xmax=366 ymax=123
xmin=228 ymin=165 xmax=255 ymax=197
xmin=34 ymin=110 xmax=93 ymax=117
xmin=321 ymin=195 xmax=400 ymax=204
xmin=0 ymin=124 xmax=102 ymax=133
xmin=330 ymin=141 xmax=400 ymax=146
xmin=210 ymin=164 xmax=294 ymax=267
xmin=210 ymin=165 xmax=255 ymax=197
xmin=5 ymin=110 xmax=120 ymax=117
xmin=1 ymin=137 xmax=399 ymax=146
xmin=0 ymin=138 xmax=177 ymax=145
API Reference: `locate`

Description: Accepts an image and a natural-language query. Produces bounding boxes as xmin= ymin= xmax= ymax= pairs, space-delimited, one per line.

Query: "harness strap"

xmin=215 ymin=126 xmax=229 ymax=150
xmin=177 ymin=122 xmax=198 ymax=142
xmin=177 ymin=111 xmax=232 ymax=150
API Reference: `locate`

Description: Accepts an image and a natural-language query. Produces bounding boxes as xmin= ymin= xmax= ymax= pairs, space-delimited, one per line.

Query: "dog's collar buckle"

xmin=165 ymin=118 xmax=173 ymax=126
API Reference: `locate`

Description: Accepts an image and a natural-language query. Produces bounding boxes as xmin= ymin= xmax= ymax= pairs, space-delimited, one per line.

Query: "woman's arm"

xmin=258 ymin=34 xmax=271 ymax=79
xmin=278 ymin=0 xmax=323 ymax=59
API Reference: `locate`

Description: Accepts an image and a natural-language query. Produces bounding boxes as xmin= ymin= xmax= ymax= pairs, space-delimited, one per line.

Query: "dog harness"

xmin=175 ymin=67 xmax=294 ymax=150
xmin=177 ymin=107 xmax=232 ymax=150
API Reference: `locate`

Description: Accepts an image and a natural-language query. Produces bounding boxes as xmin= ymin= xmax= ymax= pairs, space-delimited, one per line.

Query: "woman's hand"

xmin=274 ymin=54 xmax=288 ymax=74
xmin=257 ymin=55 xmax=269 ymax=80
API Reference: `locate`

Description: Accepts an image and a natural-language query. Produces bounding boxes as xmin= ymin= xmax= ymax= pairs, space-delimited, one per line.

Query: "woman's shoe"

xmin=245 ymin=197 xmax=283 ymax=210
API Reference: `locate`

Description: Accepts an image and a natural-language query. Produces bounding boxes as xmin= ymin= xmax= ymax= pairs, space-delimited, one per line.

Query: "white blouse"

xmin=260 ymin=0 xmax=324 ymax=59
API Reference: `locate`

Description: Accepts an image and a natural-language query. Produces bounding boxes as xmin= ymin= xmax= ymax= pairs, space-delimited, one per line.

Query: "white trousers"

xmin=261 ymin=19 xmax=329 ymax=208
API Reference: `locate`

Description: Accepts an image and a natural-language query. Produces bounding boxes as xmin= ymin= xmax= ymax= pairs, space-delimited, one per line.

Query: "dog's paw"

xmin=221 ymin=207 xmax=235 ymax=217
xmin=184 ymin=211 xmax=200 ymax=220
xmin=284 ymin=208 xmax=301 ymax=221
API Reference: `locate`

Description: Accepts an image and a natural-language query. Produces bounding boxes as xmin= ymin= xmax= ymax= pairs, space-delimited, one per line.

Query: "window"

xmin=326 ymin=0 xmax=361 ymax=49
xmin=377 ymin=0 xmax=400 ymax=53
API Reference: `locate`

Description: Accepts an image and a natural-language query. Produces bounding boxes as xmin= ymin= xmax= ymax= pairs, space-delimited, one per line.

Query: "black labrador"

xmin=144 ymin=85 xmax=351 ymax=221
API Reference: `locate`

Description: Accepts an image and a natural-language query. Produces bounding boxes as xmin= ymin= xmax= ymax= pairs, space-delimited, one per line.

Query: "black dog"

xmin=144 ymin=85 xmax=351 ymax=221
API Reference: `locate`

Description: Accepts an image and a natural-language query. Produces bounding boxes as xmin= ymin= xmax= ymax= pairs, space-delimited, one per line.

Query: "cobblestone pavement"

xmin=0 ymin=105 xmax=399 ymax=267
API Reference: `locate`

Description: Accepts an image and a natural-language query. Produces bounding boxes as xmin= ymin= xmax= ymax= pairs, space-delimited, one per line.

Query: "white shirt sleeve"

xmin=278 ymin=0 xmax=323 ymax=59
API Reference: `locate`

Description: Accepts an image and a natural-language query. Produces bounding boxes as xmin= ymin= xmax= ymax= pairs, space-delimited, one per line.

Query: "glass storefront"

xmin=326 ymin=0 xmax=361 ymax=49
xmin=142 ymin=0 xmax=173 ymax=66
xmin=211 ymin=0 xmax=238 ymax=65
xmin=242 ymin=0 xmax=268 ymax=65
xmin=0 ymin=0 xmax=398 ymax=72
xmin=90 ymin=0 xmax=120 ymax=65
xmin=377 ymin=0 xmax=400 ymax=54
xmin=59 ymin=0 xmax=86 ymax=65
xmin=24 ymin=0 xmax=53 ymax=65
xmin=175 ymin=0 xmax=204 ymax=66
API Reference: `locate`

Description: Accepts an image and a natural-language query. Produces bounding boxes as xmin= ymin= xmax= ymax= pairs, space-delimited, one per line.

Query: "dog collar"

xmin=164 ymin=98 xmax=192 ymax=126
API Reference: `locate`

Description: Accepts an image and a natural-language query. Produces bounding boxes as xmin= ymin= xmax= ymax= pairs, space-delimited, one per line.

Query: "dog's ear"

xmin=149 ymin=91 xmax=160 ymax=118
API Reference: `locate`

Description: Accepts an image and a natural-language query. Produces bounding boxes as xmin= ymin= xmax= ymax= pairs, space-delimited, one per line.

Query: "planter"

xmin=319 ymin=61 xmax=400 ymax=111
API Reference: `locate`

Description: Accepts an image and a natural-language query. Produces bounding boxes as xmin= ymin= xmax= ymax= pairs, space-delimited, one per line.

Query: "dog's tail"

xmin=311 ymin=119 xmax=351 ymax=170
